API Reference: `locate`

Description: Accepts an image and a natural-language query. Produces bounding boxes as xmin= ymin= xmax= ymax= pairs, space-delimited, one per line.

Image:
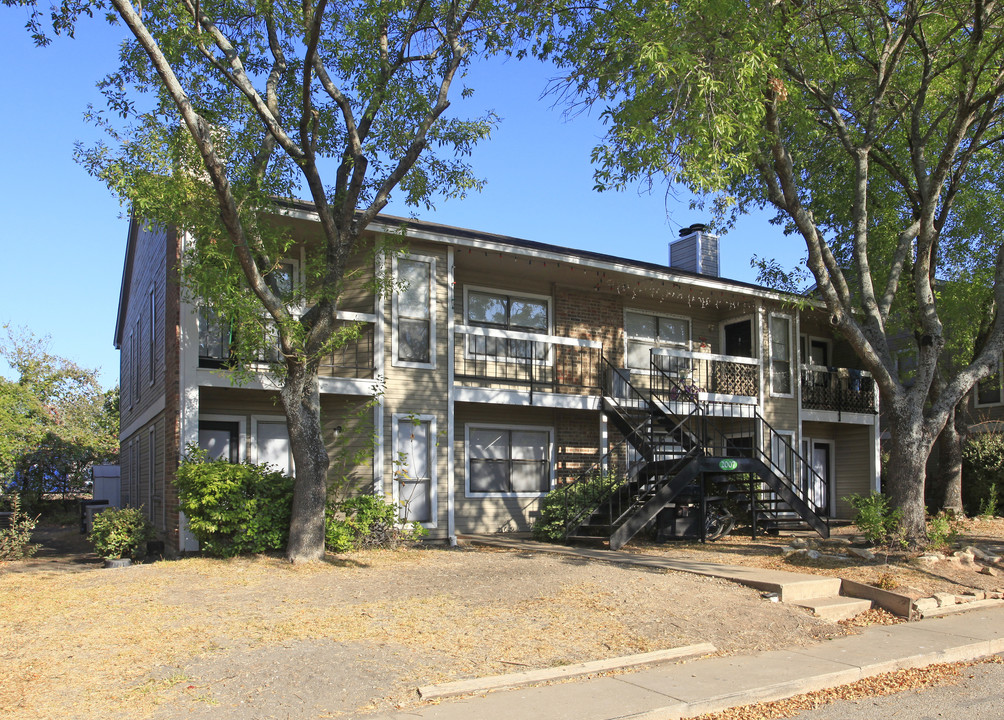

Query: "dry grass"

xmin=630 ymin=516 xmax=1004 ymax=599
xmin=1 ymin=543 xmax=842 ymax=719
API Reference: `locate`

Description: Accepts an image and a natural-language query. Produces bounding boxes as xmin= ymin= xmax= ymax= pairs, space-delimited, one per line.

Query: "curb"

xmin=418 ymin=643 xmax=716 ymax=700
xmin=619 ymin=636 xmax=1004 ymax=719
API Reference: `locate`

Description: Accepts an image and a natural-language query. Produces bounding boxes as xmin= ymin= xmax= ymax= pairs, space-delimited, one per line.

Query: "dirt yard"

xmin=630 ymin=516 xmax=1004 ymax=600
xmin=2 ymin=526 xmax=846 ymax=720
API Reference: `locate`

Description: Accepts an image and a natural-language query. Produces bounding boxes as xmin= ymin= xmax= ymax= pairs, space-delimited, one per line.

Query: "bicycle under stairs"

xmin=560 ymin=358 xmax=830 ymax=550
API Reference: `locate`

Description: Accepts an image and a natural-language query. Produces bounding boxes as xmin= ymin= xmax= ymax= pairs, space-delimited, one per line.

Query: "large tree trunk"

xmin=932 ymin=406 xmax=964 ymax=515
xmin=883 ymin=401 xmax=934 ymax=545
xmin=281 ymin=364 xmax=330 ymax=563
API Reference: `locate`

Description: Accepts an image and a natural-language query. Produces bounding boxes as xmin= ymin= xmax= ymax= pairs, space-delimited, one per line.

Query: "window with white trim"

xmin=977 ymin=355 xmax=1004 ymax=406
xmin=393 ymin=255 xmax=435 ymax=367
xmin=769 ymin=314 xmax=793 ymax=396
xmin=466 ymin=288 xmax=550 ymax=360
xmin=625 ymin=310 xmax=690 ymax=370
xmin=467 ymin=425 xmax=552 ymax=495
xmin=394 ymin=414 xmax=435 ymax=524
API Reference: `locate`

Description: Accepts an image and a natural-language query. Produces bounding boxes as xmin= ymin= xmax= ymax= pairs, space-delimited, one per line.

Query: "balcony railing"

xmin=454 ymin=325 xmax=603 ymax=396
xmin=800 ymin=365 xmax=876 ymax=414
xmin=198 ymin=312 xmax=376 ymax=379
xmin=651 ymin=347 xmax=759 ymax=399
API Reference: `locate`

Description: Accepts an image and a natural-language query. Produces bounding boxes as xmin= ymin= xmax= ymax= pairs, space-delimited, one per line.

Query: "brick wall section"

xmin=554 ymin=286 xmax=624 ymax=387
xmin=163 ymin=227 xmax=182 ymax=552
xmin=555 ymin=410 xmax=601 ymax=483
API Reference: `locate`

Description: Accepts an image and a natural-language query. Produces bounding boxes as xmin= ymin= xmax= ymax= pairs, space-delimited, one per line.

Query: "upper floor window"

xmin=977 ymin=356 xmax=1004 ymax=407
xmin=625 ymin=310 xmax=690 ymax=369
xmin=393 ymin=255 xmax=436 ymax=368
xmin=148 ymin=287 xmax=157 ymax=385
xmin=466 ymin=288 xmax=550 ymax=360
xmin=769 ymin=313 xmax=793 ymax=396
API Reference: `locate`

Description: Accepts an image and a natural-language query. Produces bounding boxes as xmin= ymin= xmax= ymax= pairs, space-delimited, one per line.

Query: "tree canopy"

xmin=1 ymin=327 xmax=119 ymax=508
xmin=555 ymin=0 xmax=1004 ymax=540
xmin=7 ymin=0 xmax=557 ymax=559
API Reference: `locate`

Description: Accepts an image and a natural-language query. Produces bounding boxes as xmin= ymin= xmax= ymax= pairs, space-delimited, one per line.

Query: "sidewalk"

xmin=371 ymin=605 xmax=1004 ymax=720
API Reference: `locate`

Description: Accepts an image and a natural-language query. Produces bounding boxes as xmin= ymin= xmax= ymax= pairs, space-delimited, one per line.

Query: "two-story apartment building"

xmin=115 ymin=203 xmax=881 ymax=552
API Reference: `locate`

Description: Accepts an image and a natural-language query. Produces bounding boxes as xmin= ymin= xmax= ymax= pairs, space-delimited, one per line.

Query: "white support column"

xmin=447 ymin=246 xmax=457 ymax=542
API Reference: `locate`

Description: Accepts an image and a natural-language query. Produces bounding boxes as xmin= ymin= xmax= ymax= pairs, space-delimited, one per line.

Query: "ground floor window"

xmin=393 ymin=414 xmax=436 ymax=524
xmin=466 ymin=425 xmax=552 ymax=496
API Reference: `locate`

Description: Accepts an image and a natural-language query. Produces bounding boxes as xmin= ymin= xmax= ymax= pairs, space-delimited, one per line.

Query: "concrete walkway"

xmin=362 ymin=537 xmax=1004 ymax=719
xmin=370 ymin=601 xmax=1004 ymax=720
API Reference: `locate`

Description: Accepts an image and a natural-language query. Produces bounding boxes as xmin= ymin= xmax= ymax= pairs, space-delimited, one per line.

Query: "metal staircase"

xmin=558 ymin=358 xmax=830 ymax=549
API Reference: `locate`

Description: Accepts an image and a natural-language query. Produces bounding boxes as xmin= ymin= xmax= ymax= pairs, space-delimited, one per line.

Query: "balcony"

xmin=454 ymin=325 xmax=603 ymax=397
xmin=800 ymin=365 xmax=876 ymax=414
xmin=198 ymin=312 xmax=377 ymax=379
xmin=651 ymin=347 xmax=760 ymax=400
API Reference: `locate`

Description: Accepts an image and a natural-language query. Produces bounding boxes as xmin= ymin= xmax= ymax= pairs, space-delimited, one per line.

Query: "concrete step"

xmin=792 ymin=595 xmax=873 ymax=622
xmin=774 ymin=577 xmax=843 ymax=603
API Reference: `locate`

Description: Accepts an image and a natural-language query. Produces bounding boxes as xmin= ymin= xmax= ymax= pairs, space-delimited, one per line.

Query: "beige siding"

xmin=803 ymin=421 xmax=873 ymax=519
xmin=380 ymin=240 xmax=451 ymax=534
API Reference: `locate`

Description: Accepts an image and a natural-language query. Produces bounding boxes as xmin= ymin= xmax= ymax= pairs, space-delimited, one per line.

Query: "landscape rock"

xmin=848 ymin=547 xmax=875 ymax=561
xmin=964 ymin=545 xmax=992 ymax=561
xmin=825 ymin=537 xmax=852 ymax=547
xmin=790 ymin=539 xmax=809 ymax=549
xmin=917 ymin=554 xmax=943 ymax=565
xmin=952 ymin=550 xmax=976 ymax=566
xmin=851 ymin=536 xmax=869 ymax=545
xmin=805 ymin=549 xmax=821 ymax=560
xmin=979 ymin=566 xmax=1000 ymax=577
xmin=933 ymin=592 xmax=958 ymax=607
xmin=913 ymin=597 xmax=939 ymax=612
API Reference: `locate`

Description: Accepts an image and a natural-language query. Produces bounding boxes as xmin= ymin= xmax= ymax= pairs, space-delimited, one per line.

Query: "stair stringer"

xmin=746 ymin=458 xmax=831 ymax=538
xmin=608 ymin=457 xmax=702 ymax=551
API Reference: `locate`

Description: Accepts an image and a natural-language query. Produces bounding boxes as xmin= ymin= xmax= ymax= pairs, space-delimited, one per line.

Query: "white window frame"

xmin=392 ymin=253 xmax=437 ymax=369
xmin=464 ymin=423 xmax=554 ymax=498
xmin=463 ymin=285 xmax=553 ymax=364
xmin=392 ymin=413 xmax=438 ymax=527
xmin=251 ymin=415 xmax=295 ymax=476
xmin=975 ymin=355 xmax=1004 ymax=408
xmin=768 ymin=312 xmax=794 ymax=398
xmin=624 ymin=308 xmax=691 ymax=371
xmin=770 ymin=430 xmax=795 ymax=478
xmin=800 ymin=335 xmax=831 ymax=368
xmin=720 ymin=315 xmax=758 ymax=359
xmin=198 ymin=414 xmax=247 ymax=463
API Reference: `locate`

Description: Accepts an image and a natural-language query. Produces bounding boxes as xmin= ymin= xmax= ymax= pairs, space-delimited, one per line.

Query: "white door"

xmin=810 ymin=441 xmax=832 ymax=515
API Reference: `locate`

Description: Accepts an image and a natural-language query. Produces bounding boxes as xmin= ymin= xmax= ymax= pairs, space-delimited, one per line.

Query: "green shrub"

xmin=926 ymin=510 xmax=963 ymax=550
xmin=89 ymin=506 xmax=154 ymax=560
xmin=324 ymin=495 xmax=426 ymax=553
xmin=979 ymin=484 xmax=999 ymax=519
xmin=532 ymin=472 xmax=623 ymax=542
xmin=0 ymin=494 xmax=40 ymax=561
xmin=176 ymin=448 xmax=294 ymax=557
xmin=846 ymin=492 xmax=902 ymax=546
xmin=962 ymin=431 xmax=1004 ymax=516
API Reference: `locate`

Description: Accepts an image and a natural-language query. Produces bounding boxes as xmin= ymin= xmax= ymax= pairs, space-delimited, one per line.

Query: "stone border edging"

xmin=417 ymin=643 xmax=716 ymax=700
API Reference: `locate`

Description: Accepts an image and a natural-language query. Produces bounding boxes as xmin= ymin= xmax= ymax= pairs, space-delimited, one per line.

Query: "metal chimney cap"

xmin=679 ymin=223 xmax=708 ymax=237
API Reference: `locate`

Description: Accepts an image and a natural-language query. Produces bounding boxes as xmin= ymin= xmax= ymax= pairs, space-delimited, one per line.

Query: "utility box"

xmin=91 ymin=464 xmax=121 ymax=507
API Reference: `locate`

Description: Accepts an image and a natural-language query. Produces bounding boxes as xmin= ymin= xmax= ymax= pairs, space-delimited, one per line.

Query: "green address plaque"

xmin=718 ymin=459 xmax=739 ymax=471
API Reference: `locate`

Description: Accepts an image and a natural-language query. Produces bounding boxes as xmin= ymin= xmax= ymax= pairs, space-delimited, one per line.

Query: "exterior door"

xmin=723 ymin=319 xmax=754 ymax=358
xmin=809 ymin=441 xmax=832 ymax=515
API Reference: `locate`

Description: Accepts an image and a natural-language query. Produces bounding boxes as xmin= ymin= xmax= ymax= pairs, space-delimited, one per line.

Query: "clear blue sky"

xmin=0 ymin=13 xmax=804 ymax=389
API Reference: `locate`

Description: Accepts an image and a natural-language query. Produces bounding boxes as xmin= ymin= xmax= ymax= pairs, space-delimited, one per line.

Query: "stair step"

xmin=792 ymin=595 xmax=873 ymax=622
